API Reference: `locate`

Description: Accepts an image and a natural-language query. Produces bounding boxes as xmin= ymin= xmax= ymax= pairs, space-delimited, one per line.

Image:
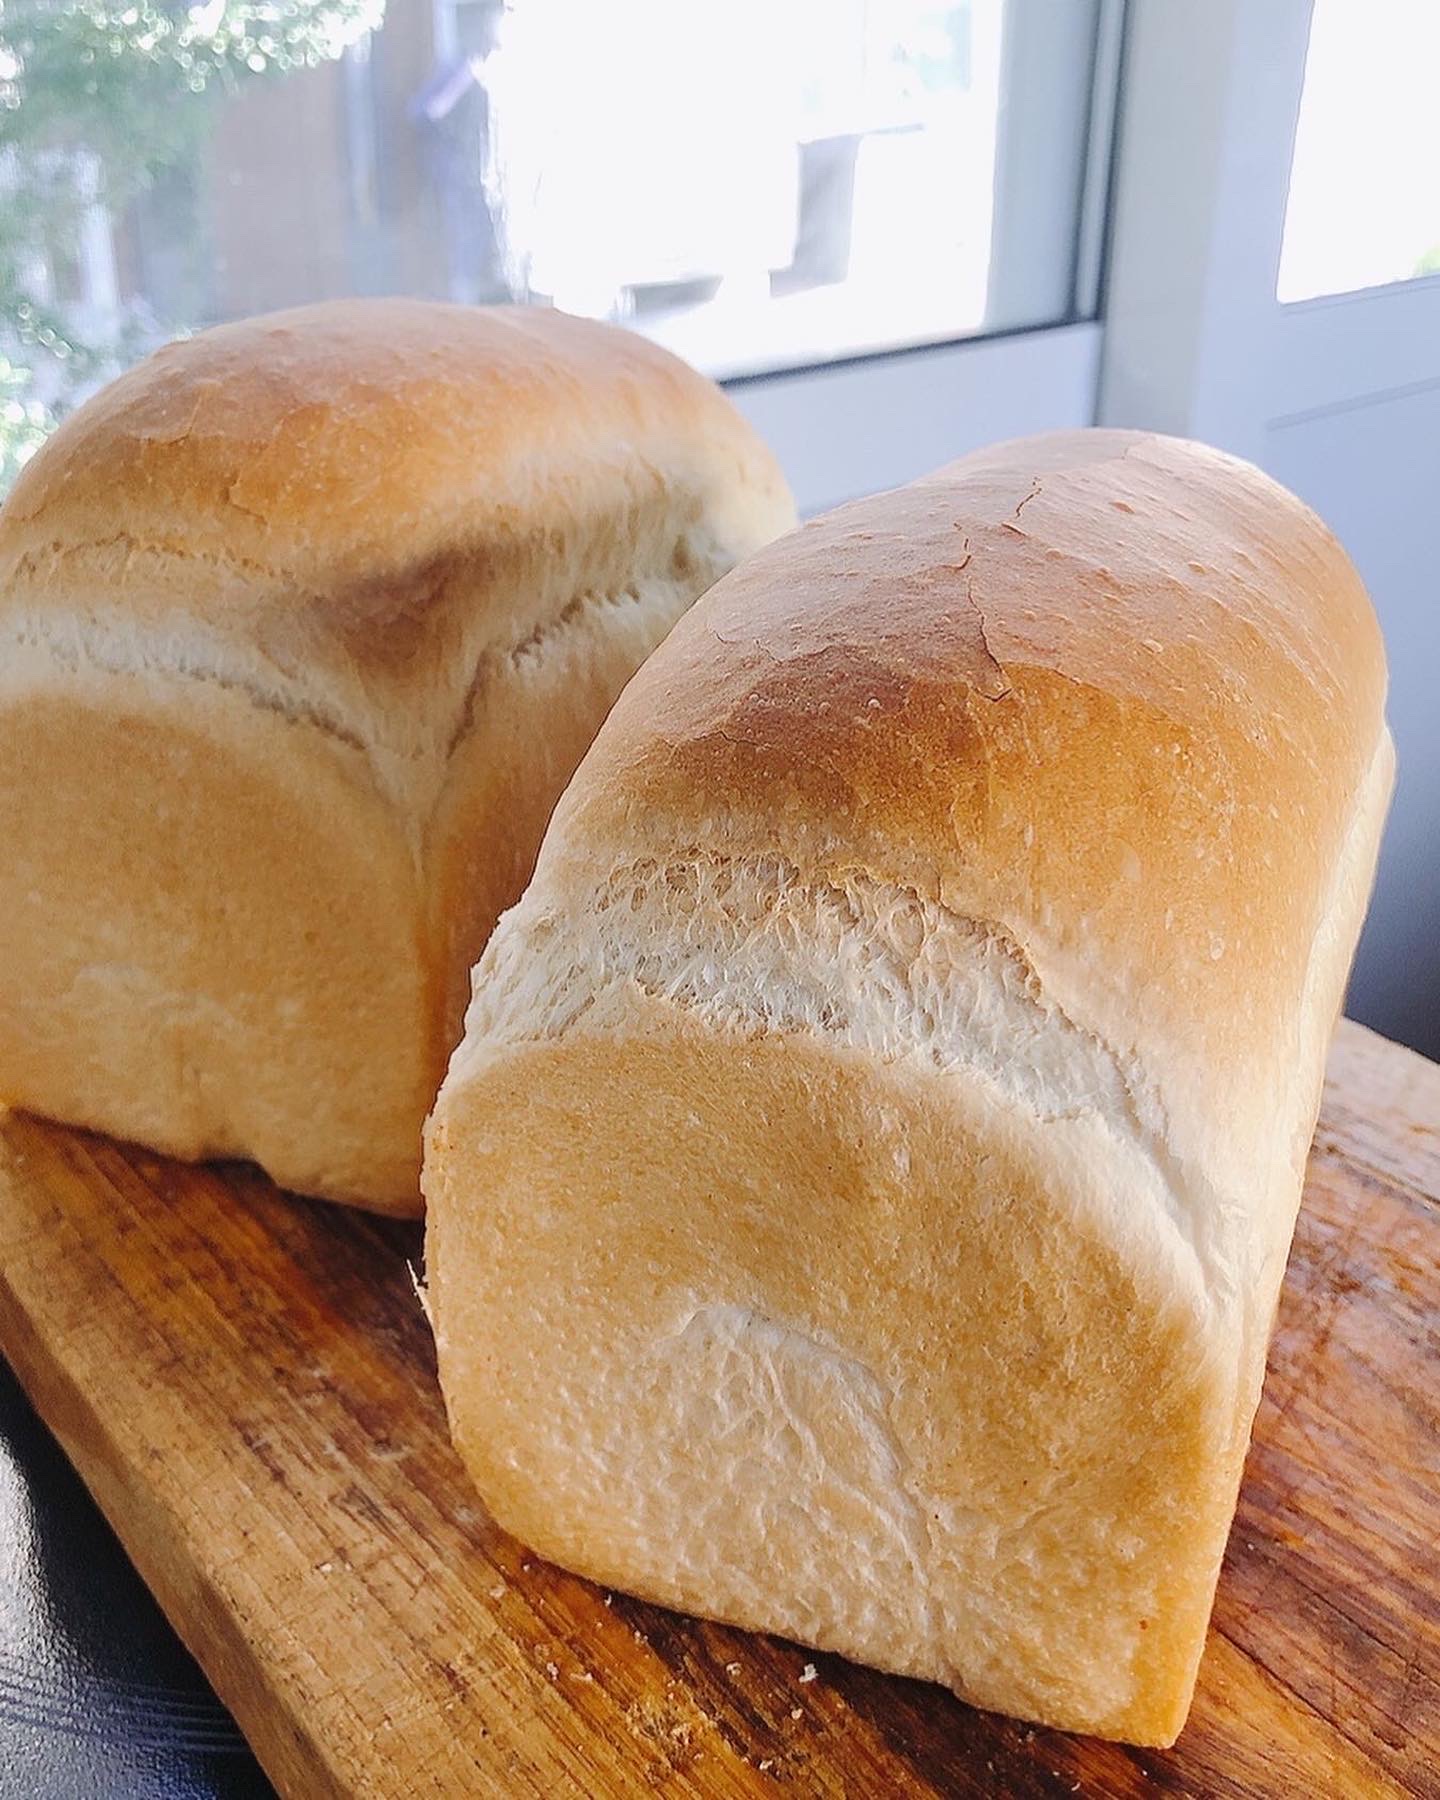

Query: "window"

xmin=0 ymin=0 xmax=1108 ymax=486
xmin=1278 ymin=0 xmax=1440 ymax=303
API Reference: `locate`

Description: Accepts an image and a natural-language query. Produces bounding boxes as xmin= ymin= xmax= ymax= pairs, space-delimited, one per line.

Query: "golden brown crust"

xmin=429 ymin=1027 xmax=1226 ymax=1744
xmin=0 ymin=300 xmax=785 ymax=620
xmin=425 ymin=428 xmax=1390 ymax=1733
xmin=0 ymin=683 xmax=435 ymax=1207
xmin=0 ymin=301 xmax=795 ymax=1207
xmin=547 ymin=430 xmax=1387 ymax=1212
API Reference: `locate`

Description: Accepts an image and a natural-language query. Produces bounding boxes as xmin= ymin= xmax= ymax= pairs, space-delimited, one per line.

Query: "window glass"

xmin=0 ymin=0 xmax=1101 ymax=486
xmin=1278 ymin=0 xmax=1440 ymax=303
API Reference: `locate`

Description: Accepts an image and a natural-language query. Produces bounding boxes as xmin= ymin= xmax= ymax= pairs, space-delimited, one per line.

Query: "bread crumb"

xmin=603 ymin=1592 xmax=613 ymax=1606
xmin=633 ymin=1628 xmax=648 ymax=1645
xmin=317 ymin=1561 xmax=333 ymax=1574
xmin=489 ymin=1584 xmax=504 ymax=1600
xmin=522 ymin=1561 xmax=533 ymax=1572
xmin=799 ymin=1663 xmax=817 ymax=1684
xmin=759 ymin=1760 xmax=774 ymax=1773
xmin=545 ymin=1662 xmax=559 ymax=1680
xmin=790 ymin=1707 xmax=803 ymax=1720
xmin=406 ymin=1259 xmax=432 ymax=1324
xmin=725 ymin=1662 xmax=742 ymax=1677
xmin=570 ymin=1669 xmax=595 ymax=1683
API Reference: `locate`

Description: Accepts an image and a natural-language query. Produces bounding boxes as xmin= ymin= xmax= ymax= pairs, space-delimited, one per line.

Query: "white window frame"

xmin=724 ymin=0 xmax=1123 ymax=514
xmin=726 ymin=321 xmax=1102 ymax=516
xmin=428 ymin=0 xmax=1120 ymax=517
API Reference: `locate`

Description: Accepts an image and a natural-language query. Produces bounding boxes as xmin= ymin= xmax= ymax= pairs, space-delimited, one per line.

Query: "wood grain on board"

xmin=0 ymin=1018 xmax=1436 ymax=1797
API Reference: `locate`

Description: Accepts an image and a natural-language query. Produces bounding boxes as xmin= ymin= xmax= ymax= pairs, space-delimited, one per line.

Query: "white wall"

xmin=728 ymin=323 xmax=1100 ymax=517
xmin=1264 ymin=387 xmax=1440 ymax=1058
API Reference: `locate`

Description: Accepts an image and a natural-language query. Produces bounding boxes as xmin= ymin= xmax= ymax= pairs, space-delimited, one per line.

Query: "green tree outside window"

xmin=0 ymin=0 xmax=383 ymax=488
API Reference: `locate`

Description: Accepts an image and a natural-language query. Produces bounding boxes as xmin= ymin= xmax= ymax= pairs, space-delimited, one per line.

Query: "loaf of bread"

xmin=0 ymin=299 xmax=794 ymax=1211
xmin=424 ymin=430 xmax=1391 ymax=1743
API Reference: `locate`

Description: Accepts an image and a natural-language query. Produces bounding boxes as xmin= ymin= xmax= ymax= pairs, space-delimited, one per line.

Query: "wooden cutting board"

xmin=0 ymin=1018 xmax=1436 ymax=1798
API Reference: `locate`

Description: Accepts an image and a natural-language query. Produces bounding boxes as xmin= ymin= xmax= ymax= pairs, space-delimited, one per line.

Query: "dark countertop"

xmin=0 ymin=1358 xmax=271 ymax=1799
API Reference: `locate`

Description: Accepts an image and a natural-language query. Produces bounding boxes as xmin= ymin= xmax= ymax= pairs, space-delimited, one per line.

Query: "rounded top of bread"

xmin=0 ymin=299 xmax=793 ymax=631
xmin=543 ymin=429 xmax=1389 ymax=1172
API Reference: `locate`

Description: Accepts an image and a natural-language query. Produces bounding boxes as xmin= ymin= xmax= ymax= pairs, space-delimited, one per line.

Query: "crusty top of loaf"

xmin=0 ymin=300 xmax=794 ymax=815
xmin=0 ymin=299 xmax=791 ymax=662
xmin=541 ymin=430 xmax=1388 ymax=1226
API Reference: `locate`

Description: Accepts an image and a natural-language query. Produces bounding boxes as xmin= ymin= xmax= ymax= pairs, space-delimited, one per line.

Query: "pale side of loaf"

xmin=0 ymin=299 xmax=795 ymax=1212
xmin=424 ymin=430 xmax=1391 ymax=1744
